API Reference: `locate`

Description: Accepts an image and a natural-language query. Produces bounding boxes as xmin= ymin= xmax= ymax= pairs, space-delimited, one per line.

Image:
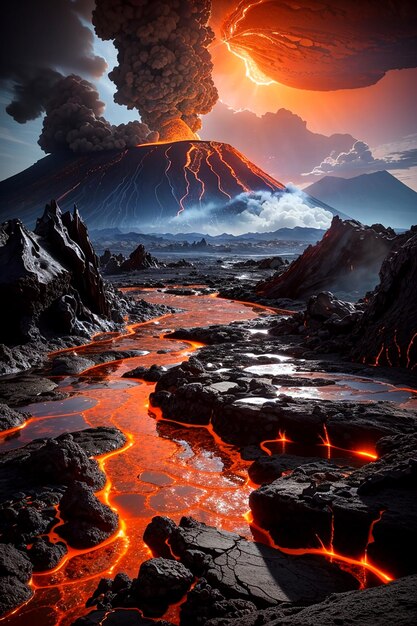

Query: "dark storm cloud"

xmin=220 ymin=0 xmax=417 ymax=90
xmin=93 ymin=0 xmax=219 ymax=133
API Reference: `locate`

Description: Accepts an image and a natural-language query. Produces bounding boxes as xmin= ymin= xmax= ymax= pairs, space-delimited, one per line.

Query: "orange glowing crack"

xmin=319 ymin=423 xmax=378 ymax=461
xmin=260 ymin=430 xmax=291 ymax=455
xmin=205 ymin=146 xmax=232 ymax=200
xmin=243 ymin=511 xmax=393 ymax=584
xmin=211 ymin=142 xmax=250 ymax=192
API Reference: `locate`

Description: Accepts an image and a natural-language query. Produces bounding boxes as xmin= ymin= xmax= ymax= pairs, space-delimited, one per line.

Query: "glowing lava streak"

xmin=205 ymin=146 xmax=232 ymax=200
xmin=211 ymin=142 xmax=250 ymax=192
xmin=243 ymin=511 xmax=393 ymax=585
xmin=176 ymin=146 xmax=193 ymax=217
xmin=222 ymin=0 xmax=276 ymax=85
xmin=260 ymin=430 xmax=291 ymax=455
xmin=319 ymin=424 xmax=378 ymax=461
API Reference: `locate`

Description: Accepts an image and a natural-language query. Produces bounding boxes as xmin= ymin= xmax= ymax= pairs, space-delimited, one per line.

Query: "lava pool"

xmin=0 ymin=288 xmax=407 ymax=625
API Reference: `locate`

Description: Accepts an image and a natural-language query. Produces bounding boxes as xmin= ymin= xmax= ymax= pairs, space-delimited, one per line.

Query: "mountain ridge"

xmin=305 ymin=170 xmax=417 ymax=228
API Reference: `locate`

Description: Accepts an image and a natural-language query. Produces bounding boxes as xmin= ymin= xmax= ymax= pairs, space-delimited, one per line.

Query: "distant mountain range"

xmin=305 ymin=171 xmax=417 ymax=228
xmin=90 ymin=226 xmax=326 ymax=245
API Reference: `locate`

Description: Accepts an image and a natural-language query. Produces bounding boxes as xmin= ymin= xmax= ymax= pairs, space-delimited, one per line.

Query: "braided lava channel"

xmin=0 ymin=288 xmax=401 ymax=625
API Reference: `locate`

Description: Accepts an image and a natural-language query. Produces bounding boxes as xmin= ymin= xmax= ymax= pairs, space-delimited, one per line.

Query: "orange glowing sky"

xmin=200 ymin=0 xmax=417 ymax=190
xmin=1 ymin=0 xmax=416 ymax=191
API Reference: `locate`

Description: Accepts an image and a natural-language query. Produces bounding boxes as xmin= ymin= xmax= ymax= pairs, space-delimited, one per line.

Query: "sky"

xmin=1 ymin=0 xmax=416 ymax=191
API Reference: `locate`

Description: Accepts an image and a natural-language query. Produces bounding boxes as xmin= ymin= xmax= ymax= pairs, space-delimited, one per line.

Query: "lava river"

xmin=0 ymin=288 xmax=408 ymax=625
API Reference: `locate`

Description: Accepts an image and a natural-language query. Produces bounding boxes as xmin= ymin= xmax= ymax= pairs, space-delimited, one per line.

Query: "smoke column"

xmin=38 ymin=74 xmax=158 ymax=153
xmin=93 ymin=0 xmax=219 ymax=138
xmin=1 ymin=1 xmax=157 ymax=154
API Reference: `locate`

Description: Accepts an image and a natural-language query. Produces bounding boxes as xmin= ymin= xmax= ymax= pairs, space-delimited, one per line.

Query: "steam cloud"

xmin=93 ymin=0 xmax=219 ymax=134
xmin=169 ymin=188 xmax=333 ymax=235
xmin=1 ymin=1 xmax=157 ymax=154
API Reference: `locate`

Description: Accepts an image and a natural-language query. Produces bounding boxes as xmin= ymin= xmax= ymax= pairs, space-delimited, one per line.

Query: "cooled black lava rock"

xmin=250 ymin=433 xmax=417 ymax=577
xmin=49 ymin=354 xmax=96 ymax=375
xmin=257 ymin=217 xmax=395 ymax=300
xmin=248 ymin=454 xmax=352 ymax=485
xmin=119 ymin=244 xmax=158 ymax=272
xmin=0 ymin=403 xmax=28 ymax=431
xmin=145 ymin=516 xmax=357 ymax=607
xmin=0 ymin=543 xmax=33 ymax=616
xmin=0 ymin=428 xmax=125 ymax=558
xmin=132 ymin=557 xmax=194 ymax=615
xmin=352 ymin=228 xmax=417 ymax=369
xmin=57 ymin=481 xmax=118 ymax=549
xmin=0 ymin=373 xmax=62 ymax=406
xmin=72 ymin=610 xmax=175 ymax=626
xmin=27 ymin=537 xmax=67 ymax=571
xmin=122 ymin=364 xmax=166 ymax=381
xmin=205 ymin=574 xmax=417 ymax=626
xmin=180 ymin=578 xmax=257 ymax=626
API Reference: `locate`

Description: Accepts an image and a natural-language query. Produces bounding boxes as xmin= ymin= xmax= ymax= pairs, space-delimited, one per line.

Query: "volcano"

xmin=0 ymin=141 xmax=339 ymax=231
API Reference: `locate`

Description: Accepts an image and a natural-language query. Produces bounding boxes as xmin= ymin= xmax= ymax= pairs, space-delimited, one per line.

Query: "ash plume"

xmin=38 ymin=74 xmax=158 ymax=154
xmin=1 ymin=1 xmax=106 ymax=121
xmin=93 ymin=0 xmax=219 ymax=136
xmin=1 ymin=1 xmax=157 ymax=154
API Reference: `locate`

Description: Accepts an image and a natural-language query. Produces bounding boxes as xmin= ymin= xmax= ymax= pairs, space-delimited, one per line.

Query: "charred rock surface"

xmin=250 ymin=434 xmax=417 ymax=577
xmin=0 ymin=543 xmax=33 ymax=616
xmin=73 ymin=610 xmax=175 ymax=626
xmin=257 ymin=217 xmax=395 ymax=301
xmin=204 ymin=574 xmax=417 ymax=626
xmin=150 ymin=350 xmax=416 ymax=449
xmin=145 ymin=516 xmax=357 ymax=606
xmin=0 ymin=426 xmax=126 ymax=614
xmin=0 ymin=403 xmax=29 ymax=431
xmin=83 ymin=516 xmax=356 ymax=625
xmin=84 ymin=557 xmax=193 ymax=617
xmin=122 ymin=364 xmax=167 ymax=381
xmin=352 ymin=228 xmax=417 ymax=369
xmin=0 ymin=201 xmax=174 ymax=375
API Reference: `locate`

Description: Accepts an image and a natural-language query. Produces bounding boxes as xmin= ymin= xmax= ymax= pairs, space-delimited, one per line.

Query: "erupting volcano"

xmin=0 ymin=139 xmax=338 ymax=232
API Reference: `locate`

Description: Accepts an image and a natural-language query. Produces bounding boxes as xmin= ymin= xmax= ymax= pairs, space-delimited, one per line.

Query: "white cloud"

xmin=167 ymin=188 xmax=333 ymax=235
xmin=304 ymin=139 xmax=417 ymax=178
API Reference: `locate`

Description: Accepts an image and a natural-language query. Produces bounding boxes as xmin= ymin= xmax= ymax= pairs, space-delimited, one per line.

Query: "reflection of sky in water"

xmin=236 ymin=369 xmax=416 ymax=405
xmin=245 ymin=362 xmax=297 ymax=375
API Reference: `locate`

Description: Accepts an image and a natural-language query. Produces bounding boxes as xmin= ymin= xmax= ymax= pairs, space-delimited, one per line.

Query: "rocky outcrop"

xmin=0 ymin=427 xmax=126 ymax=615
xmin=0 ymin=404 xmax=28 ymax=431
xmin=81 ymin=515 xmax=356 ymax=625
xmin=250 ymin=433 xmax=417 ymax=578
xmin=352 ymin=228 xmax=417 ymax=369
xmin=119 ymin=244 xmax=159 ymax=272
xmin=204 ymin=574 xmax=417 ymax=626
xmin=0 ymin=201 xmax=117 ymax=346
xmin=0 ymin=544 xmax=33 ymax=616
xmin=257 ymin=217 xmax=395 ymax=300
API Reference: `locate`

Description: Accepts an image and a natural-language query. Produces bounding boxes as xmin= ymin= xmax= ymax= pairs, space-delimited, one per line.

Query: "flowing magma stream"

xmin=0 ymin=288 xmax=414 ymax=626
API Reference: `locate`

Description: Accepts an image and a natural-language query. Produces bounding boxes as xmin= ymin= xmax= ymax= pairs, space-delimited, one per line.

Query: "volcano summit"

xmin=0 ymin=140 xmax=338 ymax=232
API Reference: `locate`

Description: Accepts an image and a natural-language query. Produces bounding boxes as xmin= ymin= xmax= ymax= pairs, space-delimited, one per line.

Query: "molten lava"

xmin=0 ymin=289 xmax=400 ymax=625
xmin=157 ymin=118 xmax=199 ymax=143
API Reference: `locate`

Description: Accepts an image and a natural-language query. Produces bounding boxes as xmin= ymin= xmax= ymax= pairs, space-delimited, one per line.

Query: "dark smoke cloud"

xmin=1 ymin=1 xmax=106 ymax=120
xmin=1 ymin=2 xmax=157 ymax=153
xmin=93 ymin=0 xmax=219 ymax=134
xmin=38 ymin=75 xmax=158 ymax=154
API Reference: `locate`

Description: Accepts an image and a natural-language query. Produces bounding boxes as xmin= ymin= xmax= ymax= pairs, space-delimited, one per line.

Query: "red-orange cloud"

xmin=218 ymin=0 xmax=417 ymax=90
